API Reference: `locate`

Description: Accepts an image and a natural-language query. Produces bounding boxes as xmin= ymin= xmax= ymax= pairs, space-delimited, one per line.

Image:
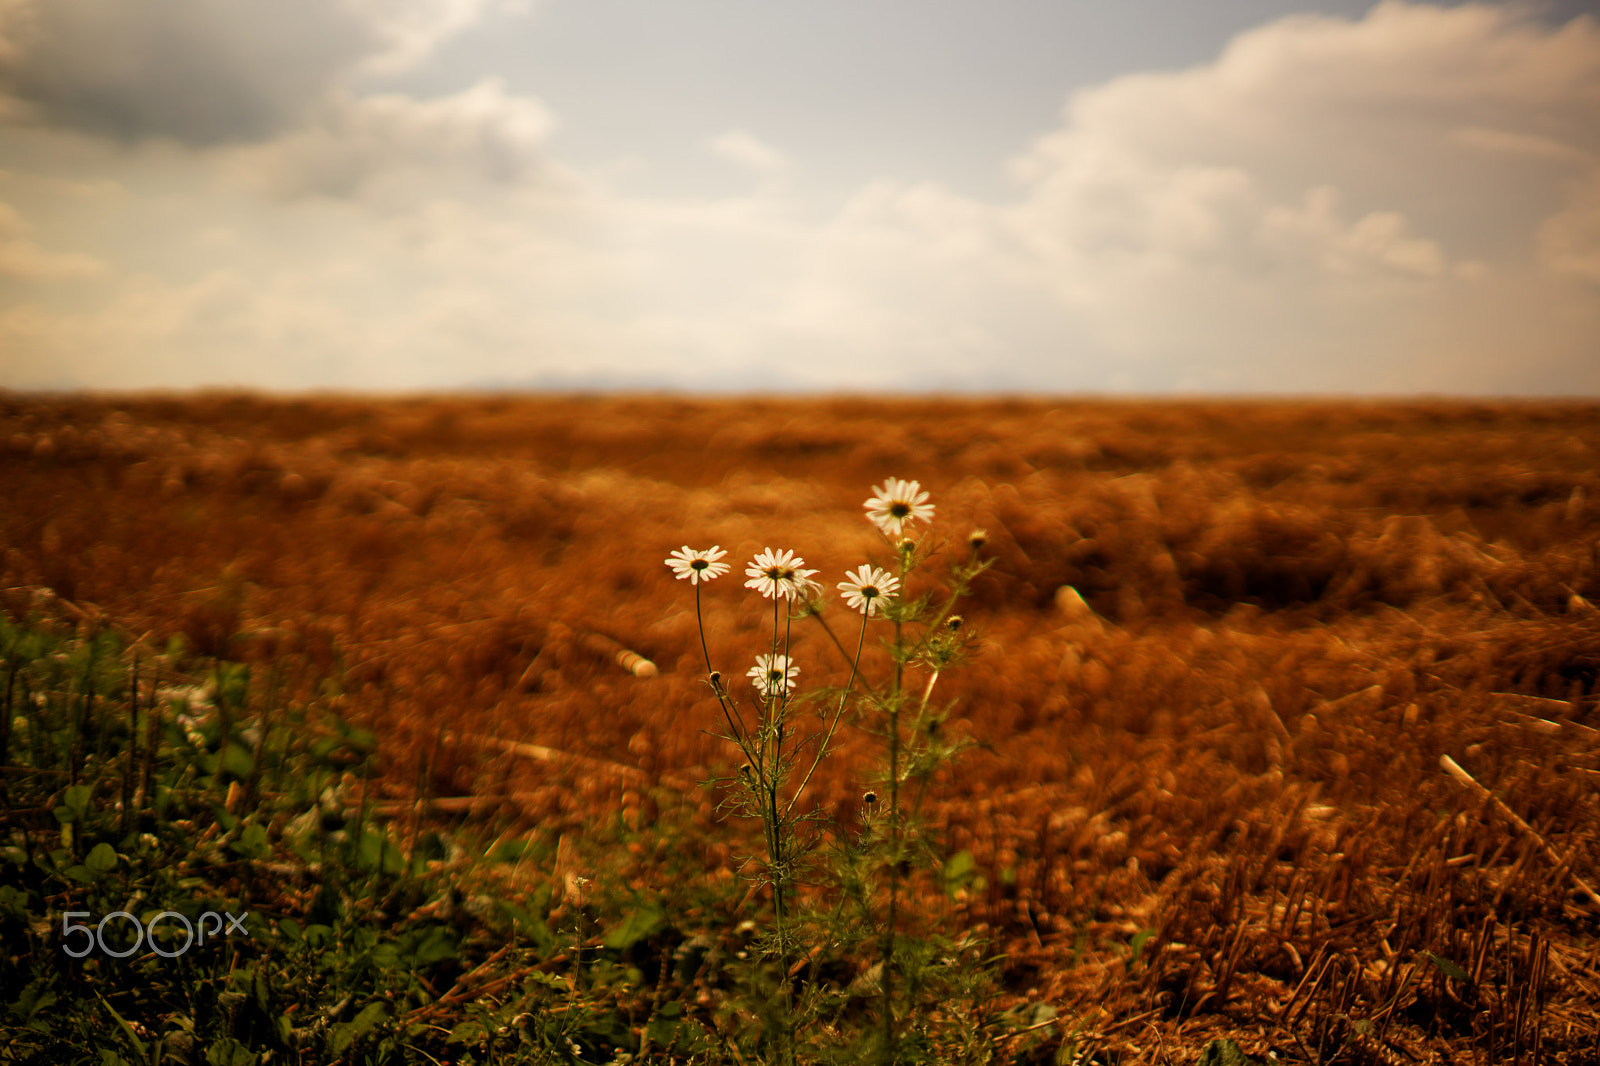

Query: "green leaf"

xmin=942 ymin=849 xmax=978 ymax=896
xmin=63 ymin=784 xmax=93 ymax=818
xmin=1129 ymin=928 xmax=1156 ymax=964
xmin=1424 ymin=951 xmax=1471 ymax=983
xmin=329 ymin=1002 xmax=388 ymax=1055
xmin=0 ymin=884 xmax=30 ymax=920
xmin=85 ymin=842 xmax=119 ymax=873
xmin=220 ymin=742 xmax=254 ymax=781
xmin=230 ymin=823 xmax=269 ymax=859
xmin=604 ymin=906 xmax=666 ymax=950
xmin=497 ymin=901 xmax=554 ymax=951
xmin=277 ymin=918 xmax=302 ymax=943
xmin=448 ymin=1019 xmax=489 ymax=1045
xmin=1198 ymin=1038 xmax=1258 ymax=1066
xmin=354 ymin=829 xmax=400 ymax=872
xmin=7 ymin=981 xmax=56 ymax=1025
xmin=409 ymin=927 xmax=457 ymax=966
xmin=490 ymin=838 xmax=535 ymax=863
xmin=97 ymin=993 xmax=147 ymax=1060
xmin=253 ymin=968 xmax=271 ymax=1011
xmin=327 ymin=1024 xmax=358 ymax=1057
xmin=204 ymin=1037 xmax=256 ymax=1066
xmin=214 ymin=662 xmax=251 ymax=708
xmin=63 ymin=864 xmax=99 ymax=883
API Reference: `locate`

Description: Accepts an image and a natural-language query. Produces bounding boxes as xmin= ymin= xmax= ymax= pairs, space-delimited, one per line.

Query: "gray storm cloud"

xmin=0 ymin=0 xmax=494 ymax=145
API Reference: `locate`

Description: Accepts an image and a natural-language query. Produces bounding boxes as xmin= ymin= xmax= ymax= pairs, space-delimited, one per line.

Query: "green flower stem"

xmin=693 ymin=581 xmax=716 ymax=677
xmin=882 ymin=548 xmax=910 ymax=1063
xmin=808 ymin=608 xmax=882 ymax=701
xmin=771 ymin=591 xmax=796 ymax=1066
xmin=903 ymin=557 xmax=991 ymax=664
xmin=783 ymin=609 xmax=869 ymax=821
xmin=696 ymin=584 xmax=757 ymax=763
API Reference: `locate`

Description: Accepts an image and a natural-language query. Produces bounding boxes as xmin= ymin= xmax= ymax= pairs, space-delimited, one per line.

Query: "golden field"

xmin=3 ymin=392 xmax=1598 ymax=1063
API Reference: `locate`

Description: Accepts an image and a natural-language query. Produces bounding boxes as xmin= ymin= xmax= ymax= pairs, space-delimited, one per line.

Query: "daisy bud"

xmin=968 ymin=528 xmax=987 ymax=550
xmin=946 ymin=615 xmax=963 ymax=631
xmin=862 ymin=791 xmax=877 ymax=806
xmin=899 ymin=538 xmax=916 ymax=554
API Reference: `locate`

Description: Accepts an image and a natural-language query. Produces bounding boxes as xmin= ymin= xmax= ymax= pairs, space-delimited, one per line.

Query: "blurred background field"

xmin=4 ymin=392 xmax=1599 ymax=1062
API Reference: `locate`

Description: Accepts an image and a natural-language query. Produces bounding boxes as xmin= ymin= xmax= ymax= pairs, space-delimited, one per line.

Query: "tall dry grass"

xmin=3 ymin=392 xmax=1598 ymax=1062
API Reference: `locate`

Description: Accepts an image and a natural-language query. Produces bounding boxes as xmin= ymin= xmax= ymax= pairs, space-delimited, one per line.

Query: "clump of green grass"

xmin=0 ymin=610 xmax=601 ymax=1064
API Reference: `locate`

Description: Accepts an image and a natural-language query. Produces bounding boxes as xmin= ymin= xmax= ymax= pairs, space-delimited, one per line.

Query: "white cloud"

xmin=0 ymin=199 xmax=103 ymax=280
xmin=979 ymin=1 xmax=1600 ymax=389
xmin=344 ymin=0 xmax=506 ymax=76
xmin=225 ymin=79 xmax=558 ymax=200
xmin=1539 ymin=168 xmax=1600 ymax=286
xmin=1259 ymin=186 xmax=1446 ymax=279
xmin=707 ymin=130 xmax=788 ymax=176
xmin=0 ymin=0 xmax=498 ymax=144
xmin=0 ymin=2 xmax=1597 ymax=395
xmin=1454 ymin=125 xmax=1595 ymax=164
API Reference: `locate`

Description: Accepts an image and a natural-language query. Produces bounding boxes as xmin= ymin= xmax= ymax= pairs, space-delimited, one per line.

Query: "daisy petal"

xmin=837 ymin=564 xmax=900 ymax=617
xmin=864 ymin=478 xmax=935 ymax=536
xmin=744 ymin=547 xmax=814 ymax=600
xmin=747 ymin=653 xmax=799 ymax=698
xmin=666 ymin=545 xmax=730 ymax=585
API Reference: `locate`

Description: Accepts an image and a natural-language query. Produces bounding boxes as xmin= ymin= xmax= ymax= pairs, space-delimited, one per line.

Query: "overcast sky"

xmin=0 ymin=0 xmax=1596 ymax=395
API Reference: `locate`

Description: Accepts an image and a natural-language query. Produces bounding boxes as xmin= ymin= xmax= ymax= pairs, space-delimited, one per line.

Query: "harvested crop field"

xmin=4 ymin=392 xmax=1600 ymax=1063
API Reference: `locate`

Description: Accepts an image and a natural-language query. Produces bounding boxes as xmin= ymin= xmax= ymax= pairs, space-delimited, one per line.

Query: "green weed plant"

xmin=665 ymin=478 xmax=1000 ymax=1065
xmin=0 ymin=611 xmax=581 ymax=1064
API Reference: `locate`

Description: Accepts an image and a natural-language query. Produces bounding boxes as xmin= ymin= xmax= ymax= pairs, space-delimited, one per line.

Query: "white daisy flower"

xmin=744 ymin=548 xmax=818 ymax=601
xmin=837 ymin=565 xmax=900 ymax=617
xmin=864 ymin=478 xmax=935 ymax=536
xmin=748 ymin=654 xmax=799 ymax=698
xmin=665 ymin=545 xmax=729 ymax=585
